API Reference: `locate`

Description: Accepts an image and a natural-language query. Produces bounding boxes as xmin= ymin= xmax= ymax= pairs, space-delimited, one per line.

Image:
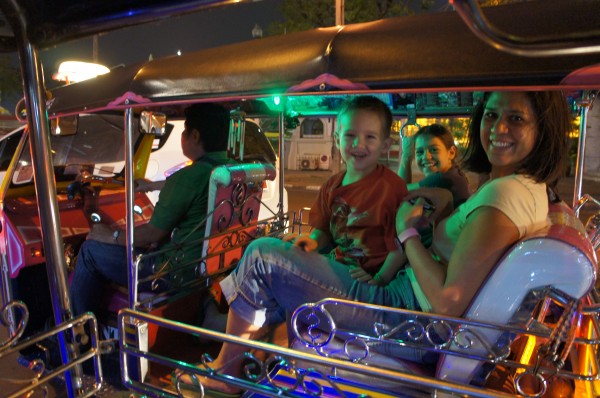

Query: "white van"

xmin=145 ymin=119 xmax=287 ymax=221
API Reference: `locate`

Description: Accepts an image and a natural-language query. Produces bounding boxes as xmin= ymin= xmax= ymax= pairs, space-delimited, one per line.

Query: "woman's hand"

xmin=396 ymin=198 xmax=426 ymax=232
xmin=404 ymin=188 xmax=454 ymax=224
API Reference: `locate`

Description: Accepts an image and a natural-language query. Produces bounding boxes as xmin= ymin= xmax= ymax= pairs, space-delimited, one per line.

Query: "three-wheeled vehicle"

xmin=1 ymin=0 xmax=600 ymax=397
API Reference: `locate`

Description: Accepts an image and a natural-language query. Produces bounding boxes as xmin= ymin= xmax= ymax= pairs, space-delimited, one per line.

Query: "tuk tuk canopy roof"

xmin=47 ymin=0 xmax=600 ymax=115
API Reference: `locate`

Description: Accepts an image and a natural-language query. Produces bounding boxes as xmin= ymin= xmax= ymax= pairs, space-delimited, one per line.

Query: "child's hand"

xmin=281 ymin=233 xmax=318 ymax=252
xmin=349 ymin=267 xmax=386 ymax=286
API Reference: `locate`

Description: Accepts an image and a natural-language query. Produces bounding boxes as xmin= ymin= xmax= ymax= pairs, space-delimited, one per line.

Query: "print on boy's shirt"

xmin=329 ymin=197 xmax=371 ymax=266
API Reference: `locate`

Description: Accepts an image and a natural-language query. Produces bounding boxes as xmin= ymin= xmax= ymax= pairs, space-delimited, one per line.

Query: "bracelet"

xmin=373 ymin=273 xmax=385 ymax=286
xmin=396 ymin=227 xmax=420 ymax=249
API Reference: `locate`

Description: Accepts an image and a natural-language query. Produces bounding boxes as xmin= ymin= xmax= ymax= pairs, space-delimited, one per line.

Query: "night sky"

xmin=40 ymin=0 xmax=285 ymax=87
xmin=2 ymin=0 xmax=449 ymax=111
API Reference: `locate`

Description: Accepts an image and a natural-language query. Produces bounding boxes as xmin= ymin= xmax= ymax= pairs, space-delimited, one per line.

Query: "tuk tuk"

xmin=1 ymin=0 xmax=600 ymax=397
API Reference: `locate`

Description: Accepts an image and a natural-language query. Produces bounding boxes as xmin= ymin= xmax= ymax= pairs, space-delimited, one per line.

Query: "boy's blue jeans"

xmin=220 ymin=237 xmax=426 ymax=362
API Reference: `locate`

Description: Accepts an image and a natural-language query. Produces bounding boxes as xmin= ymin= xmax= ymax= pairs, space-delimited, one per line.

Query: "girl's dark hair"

xmin=337 ymin=96 xmax=393 ymax=139
xmin=415 ymin=123 xmax=456 ymax=150
xmin=461 ymin=91 xmax=571 ymax=187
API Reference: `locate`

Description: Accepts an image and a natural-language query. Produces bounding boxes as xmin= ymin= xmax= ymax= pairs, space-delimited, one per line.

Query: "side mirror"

xmin=50 ymin=115 xmax=78 ymax=136
xmin=140 ymin=110 xmax=167 ymax=136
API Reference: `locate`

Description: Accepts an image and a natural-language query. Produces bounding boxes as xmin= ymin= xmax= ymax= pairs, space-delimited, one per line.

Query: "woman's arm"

xmin=398 ymin=203 xmax=518 ymax=317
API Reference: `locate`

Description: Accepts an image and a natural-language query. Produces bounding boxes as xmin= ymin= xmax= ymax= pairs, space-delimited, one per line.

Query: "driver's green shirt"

xmin=149 ymin=151 xmax=231 ymax=282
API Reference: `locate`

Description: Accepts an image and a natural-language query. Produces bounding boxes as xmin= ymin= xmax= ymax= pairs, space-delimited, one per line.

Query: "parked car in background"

xmin=145 ymin=118 xmax=287 ymax=220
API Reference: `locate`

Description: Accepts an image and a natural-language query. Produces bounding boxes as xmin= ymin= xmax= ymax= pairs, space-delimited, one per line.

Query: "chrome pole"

xmin=573 ymin=92 xmax=591 ymax=215
xmin=125 ymin=109 xmax=137 ymax=308
xmin=278 ymin=105 xmax=286 ymax=219
xmin=2 ymin=0 xmax=78 ymax=396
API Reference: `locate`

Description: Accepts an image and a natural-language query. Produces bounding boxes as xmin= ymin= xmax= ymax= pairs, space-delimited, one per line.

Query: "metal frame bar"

xmin=451 ymin=0 xmax=600 ymax=57
xmin=119 ymin=308 xmax=518 ymax=398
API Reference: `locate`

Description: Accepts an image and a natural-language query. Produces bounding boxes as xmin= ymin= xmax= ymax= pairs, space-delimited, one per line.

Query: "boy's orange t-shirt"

xmin=309 ymin=164 xmax=408 ymax=274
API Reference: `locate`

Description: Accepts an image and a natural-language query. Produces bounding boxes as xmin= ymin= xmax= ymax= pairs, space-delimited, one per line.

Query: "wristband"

xmin=396 ymin=227 xmax=420 ymax=249
xmin=373 ymin=273 xmax=385 ymax=286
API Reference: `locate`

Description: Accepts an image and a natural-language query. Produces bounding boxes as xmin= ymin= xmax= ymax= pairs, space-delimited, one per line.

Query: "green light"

xmin=273 ymin=96 xmax=281 ymax=106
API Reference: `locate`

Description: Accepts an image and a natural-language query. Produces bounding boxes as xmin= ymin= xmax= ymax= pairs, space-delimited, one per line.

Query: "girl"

xmin=399 ymin=123 xmax=471 ymax=208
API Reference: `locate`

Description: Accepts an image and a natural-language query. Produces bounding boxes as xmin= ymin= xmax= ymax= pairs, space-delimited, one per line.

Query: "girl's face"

xmin=414 ymin=135 xmax=456 ymax=176
xmin=480 ymin=92 xmax=538 ymax=177
xmin=336 ymin=109 xmax=390 ymax=177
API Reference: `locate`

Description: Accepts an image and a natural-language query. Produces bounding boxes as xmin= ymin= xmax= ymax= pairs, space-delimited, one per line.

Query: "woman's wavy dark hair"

xmin=461 ymin=91 xmax=571 ymax=187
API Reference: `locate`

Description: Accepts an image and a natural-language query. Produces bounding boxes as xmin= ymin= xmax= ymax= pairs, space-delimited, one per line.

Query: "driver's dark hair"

xmin=462 ymin=91 xmax=571 ymax=188
xmin=184 ymin=103 xmax=229 ymax=152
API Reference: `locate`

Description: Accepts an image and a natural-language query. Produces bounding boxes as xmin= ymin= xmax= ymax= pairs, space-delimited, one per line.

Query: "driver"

xmin=69 ymin=103 xmax=231 ymax=316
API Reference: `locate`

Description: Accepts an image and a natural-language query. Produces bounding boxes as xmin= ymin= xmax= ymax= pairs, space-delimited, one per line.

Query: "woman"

xmin=399 ymin=123 xmax=471 ymax=208
xmin=396 ymin=91 xmax=569 ymax=315
xmin=174 ymin=91 xmax=571 ymax=395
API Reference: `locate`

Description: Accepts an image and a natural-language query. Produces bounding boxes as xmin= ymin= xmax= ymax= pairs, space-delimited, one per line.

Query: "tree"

xmin=268 ymin=0 xmax=526 ymax=35
xmin=269 ymin=0 xmax=437 ymax=35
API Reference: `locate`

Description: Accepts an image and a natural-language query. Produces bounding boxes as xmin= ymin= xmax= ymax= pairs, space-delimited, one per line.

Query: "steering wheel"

xmin=66 ymin=168 xmax=123 ymax=200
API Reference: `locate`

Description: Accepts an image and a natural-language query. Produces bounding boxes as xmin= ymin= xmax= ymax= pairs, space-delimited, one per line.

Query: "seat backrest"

xmin=436 ymin=201 xmax=598 ymax=384
xmin=138 ymin=163 xmax=277 ymax=350
xmin=201 ymin=163 xmax=276 ymax=278
xmin=104 ymin=163 xmax=275 ymax=314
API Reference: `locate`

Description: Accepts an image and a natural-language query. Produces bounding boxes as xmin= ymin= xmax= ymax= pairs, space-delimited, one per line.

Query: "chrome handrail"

xmin=451 ymin=0 xmax=600 ymax=57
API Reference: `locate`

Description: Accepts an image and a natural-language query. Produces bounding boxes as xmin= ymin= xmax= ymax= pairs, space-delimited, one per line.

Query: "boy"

xmin=174 ymin=97 xmax=410 ymax=393
xmin=292 ymin=96 xmax=409 ymax=285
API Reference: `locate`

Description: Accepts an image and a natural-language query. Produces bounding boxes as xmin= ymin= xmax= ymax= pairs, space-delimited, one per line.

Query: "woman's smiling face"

xmin=480 ymin=92 xmax=538 ymax=178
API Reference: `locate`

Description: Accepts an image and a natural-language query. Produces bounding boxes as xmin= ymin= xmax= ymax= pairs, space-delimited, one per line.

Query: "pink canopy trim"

xmin=107 ymin=91 xmax=152 ymax=107
xmin=560 ymin=63 xmax=600 ymax=86
xmin=288 ymin=73 xmax=369 ymax=92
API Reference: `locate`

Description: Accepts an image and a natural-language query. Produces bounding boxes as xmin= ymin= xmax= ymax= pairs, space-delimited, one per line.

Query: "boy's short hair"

xmin=337 ymin=96 xmax=393 ymax=139
xmin=184 ymin=103 xmax=230 ymax=152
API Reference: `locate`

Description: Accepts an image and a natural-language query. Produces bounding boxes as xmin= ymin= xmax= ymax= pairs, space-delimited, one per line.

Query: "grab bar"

xmin=450 ymin=0 xmax=600 ymax=57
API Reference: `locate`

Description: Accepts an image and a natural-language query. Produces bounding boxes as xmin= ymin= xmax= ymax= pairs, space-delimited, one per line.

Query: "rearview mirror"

xmin=140 ymin=111 xmax=167 ymax=136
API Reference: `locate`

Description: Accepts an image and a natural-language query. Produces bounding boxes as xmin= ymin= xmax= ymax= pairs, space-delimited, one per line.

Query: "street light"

xmin=252 ymin=23 xmax=263 ymax=39
xmin=53 ymin=61 xmax=110 ymax=84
